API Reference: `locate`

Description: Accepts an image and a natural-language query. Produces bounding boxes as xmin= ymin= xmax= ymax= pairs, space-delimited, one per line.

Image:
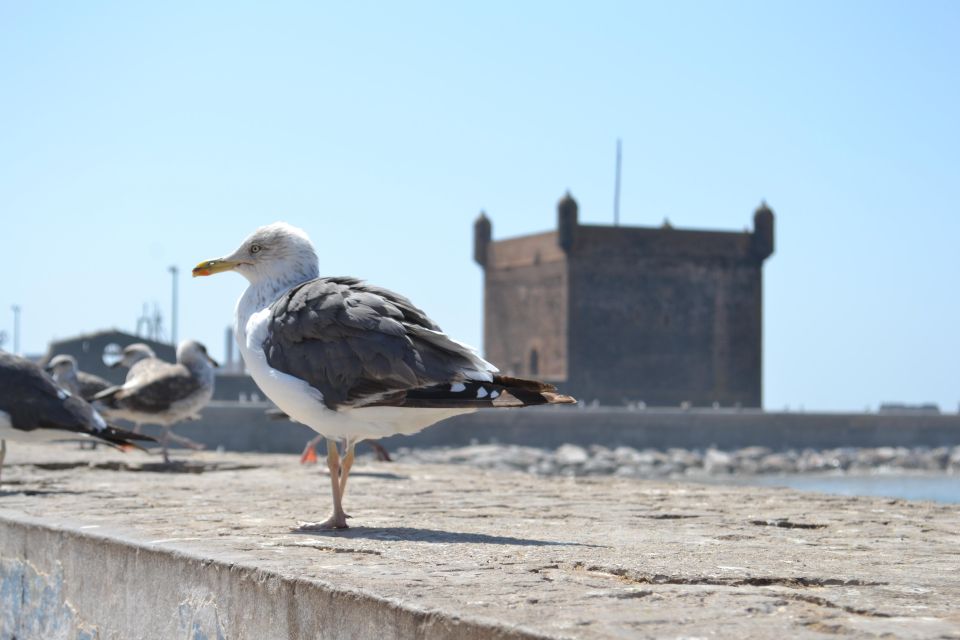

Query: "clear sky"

xmin=1 ymin=1 xmax=957 ymax=411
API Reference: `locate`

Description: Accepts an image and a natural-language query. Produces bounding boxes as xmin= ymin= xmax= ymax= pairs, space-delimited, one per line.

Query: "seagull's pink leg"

xmin=166 ymin=431 xmax=205 ymax=451
xmin=338 ymin=439 xmax=356 ymax=497
xmin=296 ymin=438 xmax=349 ymax=530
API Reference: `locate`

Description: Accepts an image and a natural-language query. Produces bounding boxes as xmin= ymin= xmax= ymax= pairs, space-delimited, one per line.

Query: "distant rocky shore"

xmin=388 ymin=443 xmax=960 ymax=478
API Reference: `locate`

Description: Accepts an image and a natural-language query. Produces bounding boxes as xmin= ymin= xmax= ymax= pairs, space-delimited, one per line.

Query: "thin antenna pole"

xmin=613 ymin=138 xmax=622 ymax=226
xmin=169 ymin=266 xmax=179 ymax=346
xmin=11 ymin=305 xmax=20 ymax=355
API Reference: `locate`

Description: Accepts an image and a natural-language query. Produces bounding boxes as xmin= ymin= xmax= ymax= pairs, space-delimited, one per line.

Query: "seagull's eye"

xmin=250 ymin=244 xmax=262 ymax=254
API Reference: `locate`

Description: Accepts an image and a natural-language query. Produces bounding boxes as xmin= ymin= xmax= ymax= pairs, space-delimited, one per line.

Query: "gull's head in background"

xmin=192 ymin=222 xmax=320 ymax=288
xmin=176 ymin=340 xmax=219 ymax=368
xmin=112 ymin=343 xmax=157 ymax=370
xmin=45 ymin=354 xmax=78 ymax=377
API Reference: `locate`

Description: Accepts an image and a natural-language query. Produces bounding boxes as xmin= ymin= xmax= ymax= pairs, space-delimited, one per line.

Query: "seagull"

xmin=193 ymin=222 xmax=575 ymax=529
xmin=0 ymin=351 xmax=153 ymax=485
xmin=46 ymin=354 xmax=114 ymax=450
xmin=96 ymin=343 xmax=166 ymax=437
xmin=110 ymin=343 xmax=159 ymax=377
xmin=94 ymin=340 xmax=218 ymax=463
xmin=46 ymin=354 xmax=111 ymax=401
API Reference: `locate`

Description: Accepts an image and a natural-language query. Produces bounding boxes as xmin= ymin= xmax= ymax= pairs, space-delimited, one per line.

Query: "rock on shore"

xmin=390 ymin=443 xmax=960 ymax=478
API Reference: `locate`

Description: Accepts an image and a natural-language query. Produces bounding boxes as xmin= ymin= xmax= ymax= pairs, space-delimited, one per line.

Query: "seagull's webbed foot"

xmin=300 ymin=434 xmax=323 ymax=464
xmin=295 ymin=513 xmax=350 ymax=531
xmin=300 ymin=445 xmax=318 ymax=464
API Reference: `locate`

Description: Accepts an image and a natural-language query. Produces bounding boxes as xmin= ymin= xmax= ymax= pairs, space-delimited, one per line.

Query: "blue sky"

xmin=1 ymin=1 xmax=957 ymax=411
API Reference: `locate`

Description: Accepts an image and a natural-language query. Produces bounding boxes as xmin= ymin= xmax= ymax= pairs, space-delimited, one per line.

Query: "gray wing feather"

xmin=263 ymin=277 xmax=491 ymax=409
xmin=114 ymin=365 xmax=203 ymax=414
xmin=77 ymin=371 xmax=111 ymax=401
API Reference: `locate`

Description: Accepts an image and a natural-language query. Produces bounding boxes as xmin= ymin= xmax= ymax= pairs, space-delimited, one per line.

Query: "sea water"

xmin=732 ymin=473 xmax=960 ymax=504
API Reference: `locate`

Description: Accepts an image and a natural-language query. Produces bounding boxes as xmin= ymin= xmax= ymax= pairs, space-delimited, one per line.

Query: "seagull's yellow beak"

xmin=192 ymin=258 xmax=241 ymax=277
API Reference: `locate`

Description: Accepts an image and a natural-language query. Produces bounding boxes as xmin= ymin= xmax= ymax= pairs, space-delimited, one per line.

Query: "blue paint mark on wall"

xmin=0 ymin=558 xmax=98 ymax=640
xmin=2 ymin=556 xmax=226 ymax=639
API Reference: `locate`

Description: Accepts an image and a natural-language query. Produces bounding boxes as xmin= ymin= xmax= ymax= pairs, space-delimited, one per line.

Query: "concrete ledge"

xmin=1 ymin=514 xmax=541 ymax=640
xmin=2 ymin=444 xmax=960 ymax=639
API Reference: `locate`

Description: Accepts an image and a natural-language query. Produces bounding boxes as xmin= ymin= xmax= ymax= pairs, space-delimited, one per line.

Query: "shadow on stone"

xmin=316 ymin=471 xmax=409 ymax=481
xmin=1 ymin=488 xmax=82 ymax=497
xmin=30 ymin=461 xmax=260 ymax=474
xmin=130 ymin=461 xmax=260 ymax=474
xmin=293 ymin=525 xmax=602 ymax=547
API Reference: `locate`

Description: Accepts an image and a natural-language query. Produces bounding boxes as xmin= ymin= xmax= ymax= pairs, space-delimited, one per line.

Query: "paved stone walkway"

xmin=2 ymin=443 xmax=959 ymax=639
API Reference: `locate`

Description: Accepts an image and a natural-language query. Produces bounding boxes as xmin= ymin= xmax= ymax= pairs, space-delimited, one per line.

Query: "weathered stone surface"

xmin=2 ymin=443 xmax=960 ymax=639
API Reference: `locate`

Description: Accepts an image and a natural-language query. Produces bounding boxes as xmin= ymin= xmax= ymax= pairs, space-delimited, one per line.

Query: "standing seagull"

xmin=0 ymin=352 xmax=153 ymax=484
xmin=46 ymin=354 xmax=112 ymax=401
xmin=47 ymin=354 xmax=114 ymax=450
xmin=193 ymin=222 xmax=575 ymax=529
xmin=94 ymin=340 xmax=218 ymax=463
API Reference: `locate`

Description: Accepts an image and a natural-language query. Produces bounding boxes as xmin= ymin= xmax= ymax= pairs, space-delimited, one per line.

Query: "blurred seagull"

xmin=46 ymin=353 xmax=114 ymax=450
xmin=110 ymin=343 xmax=159 ymax=376
xmin=94 ymin=340 xmax=217 ymax=463
xmin=46 ymin=354 xmax=111 ymax=401
xmin=0 ymin=352 xmax=153 ymax=485
xmin=194 ymin=222 xmax=575 ymax=529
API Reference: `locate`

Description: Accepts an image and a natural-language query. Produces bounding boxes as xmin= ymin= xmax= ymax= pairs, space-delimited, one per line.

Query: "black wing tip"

xmin=492 ymin=375 xmax=559 ymax=393
xmin=371 ymin=378 xmax=577 ymax=409
xmin=100 ymin=424 xmax=157 ymax=444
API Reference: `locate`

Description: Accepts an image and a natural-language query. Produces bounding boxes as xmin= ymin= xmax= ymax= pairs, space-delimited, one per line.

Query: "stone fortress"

xmin=474 ymin=193 xmax=774 ymax=407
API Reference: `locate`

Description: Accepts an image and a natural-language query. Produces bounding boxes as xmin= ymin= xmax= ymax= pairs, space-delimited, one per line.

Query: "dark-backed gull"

xmin=94 ymin=340 xmax=217 ymax=463
xmin=0 ymin=352 xmax=153 ymax=484
xmin=46 ymin=354 xmax=111 ymax=401
xmin=193 ymin=222 xmax=575 ymax=529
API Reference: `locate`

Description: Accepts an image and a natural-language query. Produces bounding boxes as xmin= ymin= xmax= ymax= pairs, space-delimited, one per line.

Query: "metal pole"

xmin=613 ymin=138 xmax=622 ymax=226
xmin=225 ymin=326 xmax=234 ymax=372
xmin=11 ymin=305 xmax=20 ymax=355
xmin=168 ymin=266 xmax=179 ymax=346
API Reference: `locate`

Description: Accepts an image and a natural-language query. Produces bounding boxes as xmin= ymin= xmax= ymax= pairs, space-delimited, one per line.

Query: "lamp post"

xmin=168 ymin=266 xmax=179 ymax=346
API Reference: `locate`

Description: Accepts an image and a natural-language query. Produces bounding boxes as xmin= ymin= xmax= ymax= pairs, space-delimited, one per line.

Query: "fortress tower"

xmin=474 ymin=194 xmax=775 ymax=407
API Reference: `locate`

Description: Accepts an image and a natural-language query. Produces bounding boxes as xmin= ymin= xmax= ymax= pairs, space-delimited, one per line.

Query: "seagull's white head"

xmin=176 ymin=340 xmax=219 ymax=368
xmin=46 ymin=354 xmax=78 ymax=376
xmin=112 ymin=343 xmax=157 ymax=369
xmin=192 ymin=222 xmax=319 ymax=288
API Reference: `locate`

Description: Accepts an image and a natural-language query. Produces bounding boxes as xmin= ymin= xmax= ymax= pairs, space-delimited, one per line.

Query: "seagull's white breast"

xmin=235 ymin=290 xmax=474 ymax=441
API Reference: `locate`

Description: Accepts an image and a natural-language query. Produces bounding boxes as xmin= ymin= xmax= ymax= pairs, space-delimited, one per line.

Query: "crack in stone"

xmin=784 ymin=593 xmax=893 ymax=618
xmin=569 ymin=563 xmax=884 ymax=589
xmin=750 ymin=519 xmax=827 ymax=529
xmin=281 ymin=543 xmax=383 ymax=556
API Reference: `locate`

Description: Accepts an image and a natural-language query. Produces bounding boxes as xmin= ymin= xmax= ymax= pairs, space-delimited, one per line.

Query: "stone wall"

xmin=482 ymin=232 xmax=568 ymax=380
xmin=567 ymin=225 xmax=764 ymax=406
